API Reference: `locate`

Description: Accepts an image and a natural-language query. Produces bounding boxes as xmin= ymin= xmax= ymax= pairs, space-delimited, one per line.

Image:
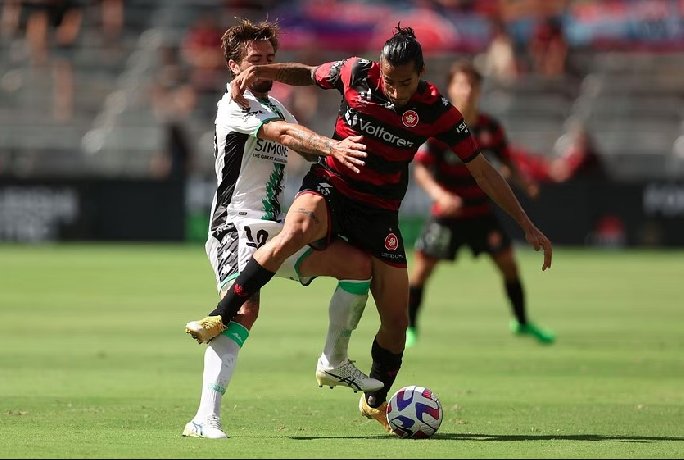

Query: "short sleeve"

xmin=313 ymin=57 xmax=357 ymax=93
xmin=432 ymin=107 xmax=480 ymax=163
xmin=217 ymin=97 xmax=283 ymax=137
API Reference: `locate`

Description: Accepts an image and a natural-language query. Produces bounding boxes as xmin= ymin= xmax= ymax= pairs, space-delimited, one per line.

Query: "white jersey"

xmin=205 ymin=86 xmax=312 ymax=292
xmin=209 ymin=86 xmax=297 ymax=229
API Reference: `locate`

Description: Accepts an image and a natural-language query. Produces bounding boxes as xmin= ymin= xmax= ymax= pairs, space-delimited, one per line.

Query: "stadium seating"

xmin=1 ymin=1 xmax=683 ymax=182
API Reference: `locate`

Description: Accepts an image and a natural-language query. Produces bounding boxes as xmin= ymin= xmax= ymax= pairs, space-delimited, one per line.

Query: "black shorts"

xmin=414 ymin=214 xmax=512 ymax=260
xmin=298 ymin=166 xmax=407 ymax=267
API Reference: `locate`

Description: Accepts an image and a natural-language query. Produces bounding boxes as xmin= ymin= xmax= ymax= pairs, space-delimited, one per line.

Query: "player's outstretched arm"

xmin=466 ymin=154 xmax=552 ymax=271
xmin=232 ymin=63 xmax=316 ymax=108
xmin=259 ymin=121 xmax=366 ymax=173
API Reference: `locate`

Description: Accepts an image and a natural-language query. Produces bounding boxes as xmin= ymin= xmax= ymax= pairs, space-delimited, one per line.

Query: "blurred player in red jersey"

xmin=187 ymin=24 xmax=553 ymax=433
xmin=407 ymin=60 xmax=555 ymax=348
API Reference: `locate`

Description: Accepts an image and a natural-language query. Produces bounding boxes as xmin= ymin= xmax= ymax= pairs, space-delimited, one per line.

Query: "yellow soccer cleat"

xmin=358 ymin=395 xmax=393 ymax=434
xmin=185 ymin=316 xmax=226 ymax=344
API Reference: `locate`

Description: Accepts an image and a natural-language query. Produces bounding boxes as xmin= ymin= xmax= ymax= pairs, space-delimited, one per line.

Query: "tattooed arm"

xmin=232 ymin=63 xmax=316 ymax=108
xmin=261 ymin=63 xmax=316 ymax=86
xmin=259 ymin=120 xmax=366 ymax=173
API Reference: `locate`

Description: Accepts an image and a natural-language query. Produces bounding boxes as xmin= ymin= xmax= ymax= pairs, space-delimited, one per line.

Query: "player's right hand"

xmin=523 ymin=223 xmax=553 ymax=271
xmin=435 ymin=192 xmax=463 ymax=217
xmin=331 ymin=135 xmax=366 ymax=174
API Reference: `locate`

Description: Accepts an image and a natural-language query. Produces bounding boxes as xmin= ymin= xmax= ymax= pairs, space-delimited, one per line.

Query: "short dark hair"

xmin=221 ymin=18 xmax=279 ymax=77
xmin=380 ymin=23 xmax=424 ymax=73
xmin=447 ymin=60 xmax=483 ymax=87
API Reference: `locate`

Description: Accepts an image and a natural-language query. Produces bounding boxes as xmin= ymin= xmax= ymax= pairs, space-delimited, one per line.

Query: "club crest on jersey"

xmin=384 ymin=232 xmax=399 ymax=251
xmin=402 ymin=110 xmax=419 ymax=128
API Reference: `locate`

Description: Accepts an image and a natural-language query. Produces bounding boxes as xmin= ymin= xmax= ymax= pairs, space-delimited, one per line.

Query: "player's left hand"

xmin=524 ymin=223 xmax=552 ymax=271
xmin=330 ymin=135 xmax=367 ymax=173
xmin=231 ymin=65 xmax=258 ymax=109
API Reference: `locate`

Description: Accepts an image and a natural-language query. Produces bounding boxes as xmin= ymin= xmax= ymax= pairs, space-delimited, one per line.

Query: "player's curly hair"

xmin=221 ymin=18 xmax=280 ymax=77
xmin=380 ymin=23 xmax=424 ymax=73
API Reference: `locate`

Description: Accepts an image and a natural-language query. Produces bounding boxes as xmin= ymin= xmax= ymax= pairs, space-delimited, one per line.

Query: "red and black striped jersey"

xmin=415 ymin=112 xmax=511 ymax=219
xmin=313 ymin=57 xmax=479 ymax=211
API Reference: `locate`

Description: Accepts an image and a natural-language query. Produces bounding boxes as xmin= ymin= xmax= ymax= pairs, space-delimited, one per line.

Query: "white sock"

xmin=318 ymin=279 xmax=370 ymax=369
xmin=193 ymin=322 xmax=249 ymax=421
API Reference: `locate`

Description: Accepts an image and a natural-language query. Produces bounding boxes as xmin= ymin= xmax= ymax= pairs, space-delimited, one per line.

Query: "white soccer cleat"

xmin=316 ymin=359 xmax=384 ymax=392
xmin=182 ymin=415 xmax=228 ymax=439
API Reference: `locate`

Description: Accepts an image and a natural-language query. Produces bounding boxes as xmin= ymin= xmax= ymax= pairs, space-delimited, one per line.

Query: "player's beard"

xmin=251 ymin=80 xmax=272 ymax=94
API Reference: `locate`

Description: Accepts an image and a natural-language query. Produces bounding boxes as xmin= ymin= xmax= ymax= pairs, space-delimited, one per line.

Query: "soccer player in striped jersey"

xmin=187 ymin=24 xmax=553 ymax=434
xmin=407 ymin=60 xmax=555 ymax=348
xmin=182 ymin=18 xmax=382 ymax=439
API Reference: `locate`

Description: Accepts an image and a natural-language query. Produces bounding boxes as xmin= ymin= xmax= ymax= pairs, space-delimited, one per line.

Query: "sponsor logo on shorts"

xmin=380 ymin=252 xmax=404 ymax=261
xmin=402 ymin=110 xmax=419 ymax=128
xmin=384 ymin=232 xmax=399 ymax=251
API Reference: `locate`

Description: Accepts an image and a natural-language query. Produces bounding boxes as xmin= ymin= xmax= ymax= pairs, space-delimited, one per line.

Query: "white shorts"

xmin=205 ymin=217 xmax=315 ymax=293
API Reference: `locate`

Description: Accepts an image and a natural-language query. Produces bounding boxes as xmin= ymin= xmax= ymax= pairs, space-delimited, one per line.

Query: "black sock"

xmin=209 ymin=258 xmax=275 ymax=325
xmin=505 ymin=279 xmax=527 ymax=325
xmin=365 ymin=339 xmax=403 ymax=408
xmin=408 ymin=285 xmax=424 ymax=329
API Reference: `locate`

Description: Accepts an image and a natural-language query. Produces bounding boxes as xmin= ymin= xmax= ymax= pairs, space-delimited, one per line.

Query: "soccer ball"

xmin=386 ymin=385 xmax=443 ymax=439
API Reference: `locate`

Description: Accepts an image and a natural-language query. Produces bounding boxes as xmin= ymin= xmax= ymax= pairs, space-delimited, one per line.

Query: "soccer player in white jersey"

xmin=182 ymin=18 xmax=382 ymax=439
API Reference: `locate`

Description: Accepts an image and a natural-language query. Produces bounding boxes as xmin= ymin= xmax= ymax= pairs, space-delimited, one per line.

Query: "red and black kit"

xmin=298 ymin=57 xmax=479 ymax=266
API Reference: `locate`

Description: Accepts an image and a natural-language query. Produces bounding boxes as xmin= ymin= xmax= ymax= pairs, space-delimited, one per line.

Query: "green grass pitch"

xmin=1 ymin=244 xmax=683 ymax=458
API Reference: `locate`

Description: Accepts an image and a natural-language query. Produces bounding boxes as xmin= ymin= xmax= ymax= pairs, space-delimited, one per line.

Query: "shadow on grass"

xmin=290 ymin=433 xmax=684 ymax=443
xmin=432 ymin=433 xmax=684 ymax=443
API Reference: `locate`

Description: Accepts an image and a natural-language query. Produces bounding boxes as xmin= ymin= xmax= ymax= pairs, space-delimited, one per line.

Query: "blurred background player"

xmin=407 ymin=60 xmax=555 ymax=348
xmin=182 ymin=18 xmax=381 ymax=439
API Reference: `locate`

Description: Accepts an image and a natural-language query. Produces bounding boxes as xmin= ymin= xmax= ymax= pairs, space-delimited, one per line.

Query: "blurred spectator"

xmin=415 ymin=0 xmax=477 ymax=13
xmin=477 ymin=16 xmax=519 ymax=84
xmin=181 ymin=14 xmax=224 ymax=116
xmin=5 ymin=0 xmax=84 ymax=66
xmin=548 ymin=119 xmax=607 ymax=182
xmin=223 ymin=0 xmax=274 ymax=12
xmin=99 ymin=0 xmax=123 ymax=45
xmin=0 ymin=1 xmax=85 ymax=122
xmin=528 ymin=15 xmax=567 ymax=77
xmin=150 ymin=44 xmax=197 ymax=180
xmin=508 ymin=120 xmax=607 ymax=184
xmin=508 ymin=146 xmax=552 ymax=183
